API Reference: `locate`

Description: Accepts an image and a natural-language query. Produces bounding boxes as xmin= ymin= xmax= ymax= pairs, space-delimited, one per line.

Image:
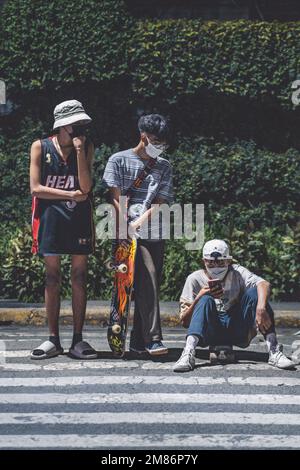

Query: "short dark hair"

xmin=138 ymin=114 xmax=170 ymax=141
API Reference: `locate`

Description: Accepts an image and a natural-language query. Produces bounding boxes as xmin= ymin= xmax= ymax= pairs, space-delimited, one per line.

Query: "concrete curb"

xmin=0 ymin=300 xmax=299 ymax=328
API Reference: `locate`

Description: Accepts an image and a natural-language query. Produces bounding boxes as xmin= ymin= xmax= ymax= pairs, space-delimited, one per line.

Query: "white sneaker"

xmin=291 ymin=347 xmax=300 ymax=365
xmin=173 ymin=348 xmax=196 ymax=372
xmin=268 ymin=344 xmax=294 ymax=370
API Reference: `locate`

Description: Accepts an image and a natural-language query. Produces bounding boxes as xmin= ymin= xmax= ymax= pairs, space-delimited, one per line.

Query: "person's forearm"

xmin=112 ymin=199 xmax=120 ymax=237
xmin=183 ymin=297 xmax=200 ymax=320
xmin=111 ymin=197 xmax=158 ymax=239
xmin=133 ymin=207 xmax=155 ymax=229
xmin=111 ymin=197 xmax=127 ymax=239
xmin=181 ymin=291 xmax=206 ymax=323
xmin=76 ymin=148 xmax=92 ymax=193
xmin=31 ymin=184 xmax=73 ymax=200
xmin=257 ymin=281 xmax=271 ymax=307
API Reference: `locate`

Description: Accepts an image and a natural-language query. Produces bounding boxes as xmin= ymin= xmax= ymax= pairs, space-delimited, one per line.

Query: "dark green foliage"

xmin=0 ymin=125 xmax=299 ymax=301
xmin=0 ymin=0 xmax=133 ymax=94
xmin=130 ymin=20 xmax=300 ymax=106
xmin=1 ymin=2 xmax=300 ymax=148
xmin=3 ymin=6 xmax=298 ymax=106
xmin=2 ymin=226 xmax=114 ymax=302
xmin=0 ymin=1 xmax=299 ymax=301
xmin=170 ymin=138 xmax=300 ymax=210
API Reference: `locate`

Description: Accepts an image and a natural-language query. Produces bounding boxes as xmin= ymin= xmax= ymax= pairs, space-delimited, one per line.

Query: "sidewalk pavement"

xmin=0 ymin=300 xmax=299 ymax=328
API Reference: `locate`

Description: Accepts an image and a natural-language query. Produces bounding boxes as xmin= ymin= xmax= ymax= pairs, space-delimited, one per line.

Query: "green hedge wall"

xmin=0 ymin=0 xmax=299 ymax=301
xmin=0 ymin=126 xmax=299 ymax=301
xmin=1 ymin=1 xmax=300 ymax=149
xmin=130 ymin=20 xmax=300 ymax=106
xmin=3 ymin=222 xmax=299 ymax=303
xmin=1 ymin=1 xmax=299 ymax=106
xmin=0 ymin=0 xmax=133 ymax=94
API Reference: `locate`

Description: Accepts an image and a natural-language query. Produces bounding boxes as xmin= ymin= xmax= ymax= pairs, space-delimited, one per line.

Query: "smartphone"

xmin=208 ymin=279 xmax=222 ymax=290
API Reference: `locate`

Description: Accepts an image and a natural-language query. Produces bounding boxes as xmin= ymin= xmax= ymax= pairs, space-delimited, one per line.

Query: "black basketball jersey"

xmin=32 ymin=136 xmax=95 ymax=255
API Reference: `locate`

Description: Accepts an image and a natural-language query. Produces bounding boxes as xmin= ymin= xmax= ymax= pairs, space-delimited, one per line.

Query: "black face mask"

xmin=70 ymin=125 xmax=89 ymax=138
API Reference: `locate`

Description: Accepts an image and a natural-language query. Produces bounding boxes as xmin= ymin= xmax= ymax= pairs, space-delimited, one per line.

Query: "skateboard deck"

xmin=107 ymin=238 xmax=137 ymax=357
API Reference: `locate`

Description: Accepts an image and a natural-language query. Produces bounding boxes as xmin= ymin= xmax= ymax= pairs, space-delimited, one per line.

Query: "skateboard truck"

xmin=107 ymin=261 xmax=128 ymax=273
xmin=209 ymin=345 xmax=235 ymax=364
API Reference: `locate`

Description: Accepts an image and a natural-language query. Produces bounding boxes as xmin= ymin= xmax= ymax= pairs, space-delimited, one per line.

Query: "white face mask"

xmin=145 ymin=138 xmax=165 ymax=159
xmin=206 ymin=266 xmax=229 ymax=281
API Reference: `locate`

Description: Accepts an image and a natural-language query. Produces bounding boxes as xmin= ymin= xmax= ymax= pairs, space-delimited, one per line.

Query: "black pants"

xmin=131 ymin=239 xmax=165 ymax=345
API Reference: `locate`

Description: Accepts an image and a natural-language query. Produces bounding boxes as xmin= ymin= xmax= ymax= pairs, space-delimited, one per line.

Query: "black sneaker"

xmin=145 ymin=341 xmax=168 ymax=356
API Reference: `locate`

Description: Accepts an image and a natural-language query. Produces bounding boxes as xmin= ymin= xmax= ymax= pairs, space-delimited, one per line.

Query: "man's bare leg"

xmin=31 ymin=255 xmax=62 ymax=357
xmin=71 ymin=255 xmax=88 ymax=336
xmin=70 ymin=255 xmax=96 ymax=357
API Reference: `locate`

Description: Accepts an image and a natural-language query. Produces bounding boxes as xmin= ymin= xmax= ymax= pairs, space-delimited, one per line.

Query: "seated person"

xmin=173 ymin=239 xmax=294 ymax=372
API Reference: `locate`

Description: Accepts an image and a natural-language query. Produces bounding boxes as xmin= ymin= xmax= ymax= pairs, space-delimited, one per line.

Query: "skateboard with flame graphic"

xmin=107 ymin=238 xmax=137 ymax=357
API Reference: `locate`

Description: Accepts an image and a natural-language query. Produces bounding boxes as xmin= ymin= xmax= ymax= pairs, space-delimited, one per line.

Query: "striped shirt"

xmin=102 ymin=148 xmax=174 ymax=240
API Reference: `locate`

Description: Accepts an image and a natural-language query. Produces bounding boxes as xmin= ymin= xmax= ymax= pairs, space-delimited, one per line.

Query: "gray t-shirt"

xmin=180 ymin=264 xmax=265 ymax=314
xmin=102 ymin=149 xmax=174 ymax=240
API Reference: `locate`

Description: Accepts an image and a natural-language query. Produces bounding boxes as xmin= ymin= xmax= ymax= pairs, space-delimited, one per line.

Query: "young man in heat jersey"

xmin=30 ymin=100 xmax=97 ymax=360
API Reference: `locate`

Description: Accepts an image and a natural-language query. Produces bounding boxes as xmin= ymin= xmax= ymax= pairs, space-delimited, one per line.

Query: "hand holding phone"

xmin=208 ymin=279 xmax=224 ymax=299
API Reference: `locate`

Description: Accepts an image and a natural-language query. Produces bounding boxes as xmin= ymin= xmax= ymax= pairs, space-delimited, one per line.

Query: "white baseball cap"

xmin=202 ymin=239 xmax=232 ymax=260
xmin=53 ymin=100 xmax=92 ymax=130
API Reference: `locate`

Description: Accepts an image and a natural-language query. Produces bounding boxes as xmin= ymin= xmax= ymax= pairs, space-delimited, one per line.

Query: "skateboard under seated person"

xmin=30 ymin=100 xmax=97 ymax=360
xmin=173 ymin=239 xmax=294 ymax=372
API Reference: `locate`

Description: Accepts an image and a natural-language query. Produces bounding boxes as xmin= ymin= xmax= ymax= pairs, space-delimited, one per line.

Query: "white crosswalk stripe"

xmin=1 ymin=411 xmax=300 ymax=425
xmin=1 ymin=375 xmax=300 ymax=387
xmin=0 ymin=376 xmax=226 ymax=386
xmin=1 ymin=377 xmax=300 ymax=448
xmin=1 ymin=392 xmax=300 ymax=404
xmin=0 ymin=330 xmax=300 ymax=449
xmin=0 ymin=350 xmax=36 ymax=357
xmin=0 ymin=361 xmax=298 ymax=371
xmin=0 ymin=433 xmax=300 ymax=449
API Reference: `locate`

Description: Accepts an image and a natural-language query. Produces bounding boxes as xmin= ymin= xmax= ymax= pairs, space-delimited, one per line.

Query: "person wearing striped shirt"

xmin=103 ymin=114 xmax=174 ymax=356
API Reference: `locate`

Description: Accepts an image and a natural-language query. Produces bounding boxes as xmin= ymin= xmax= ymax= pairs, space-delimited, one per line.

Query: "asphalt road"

xmin=0 ymin=325 xmax=300 ymax=450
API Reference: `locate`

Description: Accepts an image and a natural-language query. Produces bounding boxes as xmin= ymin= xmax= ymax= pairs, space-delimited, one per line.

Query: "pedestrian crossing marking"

xmin=0 ymin=330 xmax=299 ymax=450
xmin=0 ymin=433 xmax=299 ymax=449
xmin=1 ymin=375 xmax=300 ymax=387
xmin=0 ymin=361 xmax=298 ymax=371
xmin=1 ymin=392 xmax=300 ymax=404
xmin=0 ymin=411 xmax=300 ymax=425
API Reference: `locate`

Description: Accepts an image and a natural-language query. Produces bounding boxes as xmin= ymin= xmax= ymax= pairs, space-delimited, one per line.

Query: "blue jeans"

xmin=187 ymin=287 xmax=275 ymax=347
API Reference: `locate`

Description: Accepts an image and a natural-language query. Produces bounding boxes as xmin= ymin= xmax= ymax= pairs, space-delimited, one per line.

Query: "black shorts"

xmin=32 ymin=197 xmax=95 ymax=256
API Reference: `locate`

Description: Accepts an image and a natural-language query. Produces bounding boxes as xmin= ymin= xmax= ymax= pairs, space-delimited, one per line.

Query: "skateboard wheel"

xmin=112 ymin=324 xmax=121 ymax=334
xmin=209 ymin=349 xmax=235 ymax=364
xmin=218 ymin=350 xmax=227 ymax=361
xmin=209 ymin=351 xmax=219 ymax=364
xmin=117 ymin=263 xmax=127 ymax=273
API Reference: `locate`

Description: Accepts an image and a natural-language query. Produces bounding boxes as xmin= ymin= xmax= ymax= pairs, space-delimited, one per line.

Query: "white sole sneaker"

xmin=146 ymin=348 xmax=169 ymax=356
xmin=173 ymin=350 xmax=196 ymax=372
